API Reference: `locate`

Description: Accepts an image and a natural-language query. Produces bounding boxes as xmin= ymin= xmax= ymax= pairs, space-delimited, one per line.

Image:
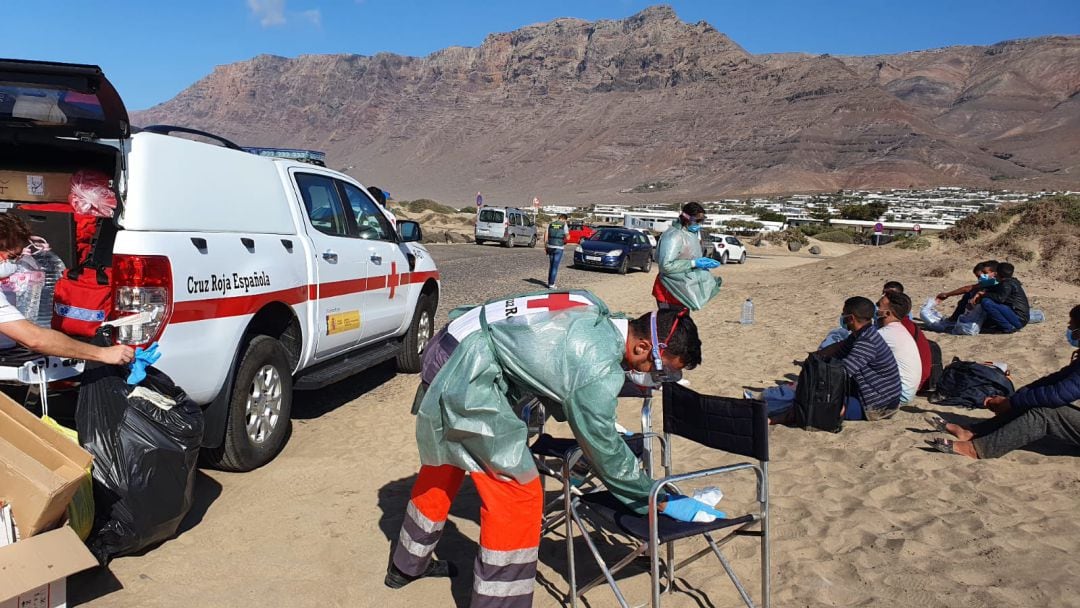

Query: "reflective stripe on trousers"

xmin=391 ymin=464 xmax=543 ymax=607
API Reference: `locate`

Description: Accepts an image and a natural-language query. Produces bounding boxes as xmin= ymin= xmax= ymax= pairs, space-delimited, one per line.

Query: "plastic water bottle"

xmin=740 ymin=298 xmax=754 ymax=325
xmin=3 ymin=258 xmax=44 ymax=326
xmin=31 ymin=248 xmax=65 ymax=328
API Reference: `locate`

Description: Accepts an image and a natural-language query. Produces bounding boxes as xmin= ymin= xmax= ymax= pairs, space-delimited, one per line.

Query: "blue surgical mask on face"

xmin=686 ymin=224 xmax=701 ymax=233
xmin=1067 ymin=328 xmax=1080 ymax=349
xmin=978 ymin=274 xmax=998 ymax=287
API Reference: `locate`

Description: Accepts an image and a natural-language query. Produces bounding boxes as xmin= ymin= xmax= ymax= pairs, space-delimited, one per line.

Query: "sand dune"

xmin=77 ymin=242 xmax=1080 ymax=608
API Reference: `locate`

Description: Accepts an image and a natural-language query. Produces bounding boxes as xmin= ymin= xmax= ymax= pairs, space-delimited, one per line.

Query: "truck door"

xmin=294 ymin=172 xmax=369 ymax=358
xmin=340 ymin=183 xmax=412 ymax=343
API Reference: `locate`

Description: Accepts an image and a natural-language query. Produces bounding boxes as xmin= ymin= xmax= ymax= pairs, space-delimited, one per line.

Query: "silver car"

xmin=474 ymin=206 xmax=538 ymax=247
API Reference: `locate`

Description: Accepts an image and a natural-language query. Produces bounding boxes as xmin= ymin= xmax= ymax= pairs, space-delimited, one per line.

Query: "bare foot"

xmin=944 ymin=423 xmax=974 ymax=442
xmin=952 ymin=440 xmax=979 ymax=459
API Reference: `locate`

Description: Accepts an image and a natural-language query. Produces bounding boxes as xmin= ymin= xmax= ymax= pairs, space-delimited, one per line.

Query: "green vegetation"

xmin=839 ymin=202 xmax=889 ymax=221
xmin=813 ymin=230 xmax=856 ymax=244
xmin=399 ymin=199 xmax=460 ymax=214
xmin=628 ymin=181 xmax=675 ymax=194
xmin=725 ymin=219 xmax=765 ymax=231
xmin=893 ymin=235 xmax=931 ymax=250
xmin=757 ymin=211 xmax=786 ymax=223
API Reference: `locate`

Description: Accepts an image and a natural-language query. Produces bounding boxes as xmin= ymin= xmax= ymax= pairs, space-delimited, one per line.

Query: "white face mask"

xmin=0 ymin=260 xmax=18 ymax=279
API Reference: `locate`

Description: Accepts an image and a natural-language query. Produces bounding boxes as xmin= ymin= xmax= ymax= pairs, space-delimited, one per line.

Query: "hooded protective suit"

xmin=655 ymin=225 xmax=722 ymax=311
xmin=413 ymin=290 xmax=654 ymax=513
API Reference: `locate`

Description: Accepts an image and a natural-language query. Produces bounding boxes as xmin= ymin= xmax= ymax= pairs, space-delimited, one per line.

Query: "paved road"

xmin=423 ymin=243 xmax=652 ymax=325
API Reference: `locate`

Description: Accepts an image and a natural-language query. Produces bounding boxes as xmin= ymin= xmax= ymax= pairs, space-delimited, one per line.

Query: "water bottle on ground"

xmin=740 ymin=298 xmax=754 ymax=325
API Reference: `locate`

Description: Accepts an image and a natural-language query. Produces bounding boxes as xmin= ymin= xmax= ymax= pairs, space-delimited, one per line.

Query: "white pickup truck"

xmin=0 ymin=59 xmax=440 ymax=470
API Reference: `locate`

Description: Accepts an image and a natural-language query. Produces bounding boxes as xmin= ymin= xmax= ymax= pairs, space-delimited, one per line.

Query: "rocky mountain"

xmin=133 ymin=5 xmax=1080 ymax=204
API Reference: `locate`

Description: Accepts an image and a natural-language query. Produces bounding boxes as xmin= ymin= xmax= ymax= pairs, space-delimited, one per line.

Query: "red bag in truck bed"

xmin=52 ymin=265 xmax=112 ymax=337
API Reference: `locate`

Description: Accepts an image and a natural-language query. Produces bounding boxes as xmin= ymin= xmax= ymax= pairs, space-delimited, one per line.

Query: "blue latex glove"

xmin=126 ymin=342 xmax=162 ymax=385
xmin=693 ymin=257 xmax=721 ymax=270
xmin=661 ymin=494 xmax=727 ymax=522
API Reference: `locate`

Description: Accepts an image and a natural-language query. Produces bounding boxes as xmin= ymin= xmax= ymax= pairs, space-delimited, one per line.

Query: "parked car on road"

xmin=0 ymin=58 xmax=441 ymax=472
xmin=707 ymin=233 xmax=747 ymax=264
xmin=565 ymin=220 xmax=595 ymax=245
xmin=475 ymin=206 xmax=537 ymax=247
xmin=573 ymin=227 xmax=652 ymax=274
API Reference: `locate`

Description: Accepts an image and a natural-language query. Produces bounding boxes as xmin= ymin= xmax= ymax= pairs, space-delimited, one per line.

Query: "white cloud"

xmin=248 ymin=0 xmax=287 ymax=27
xmin=300 ymin=8 xmax=321 ymax=26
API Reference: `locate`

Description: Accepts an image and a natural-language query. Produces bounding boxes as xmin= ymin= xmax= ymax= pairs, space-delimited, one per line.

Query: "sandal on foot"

xmin=925 ymin=414 xmax=948 ymax=433
xmin=926 ymin=437 xmax=957 ymax=454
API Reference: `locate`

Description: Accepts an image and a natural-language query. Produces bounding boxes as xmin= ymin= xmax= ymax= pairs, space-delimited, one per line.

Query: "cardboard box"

xmin=0 ymin=170 xmax=72 ymax=203
xmin=0 ymin=525 xmax=98 ymax=608
xmin=0 ymin=392 xmax=93 ymax=537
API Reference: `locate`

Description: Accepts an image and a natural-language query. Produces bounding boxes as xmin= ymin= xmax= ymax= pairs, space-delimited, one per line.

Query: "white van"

xmin=0 ymin=59 xmax=440 ymax=471
xmin=474 ymin=206 xmax=537 ymax=247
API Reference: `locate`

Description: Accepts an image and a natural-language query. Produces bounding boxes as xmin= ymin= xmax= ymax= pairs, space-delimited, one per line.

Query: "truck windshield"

xmin=478 ymin=209 xmax=504 ymax=223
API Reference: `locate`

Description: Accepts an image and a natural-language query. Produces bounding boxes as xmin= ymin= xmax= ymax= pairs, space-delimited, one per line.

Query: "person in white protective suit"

xmin=652 ymin=202 xmax=722 ymax=311
xmin=385 ymin=290 xmax=717 ymax=607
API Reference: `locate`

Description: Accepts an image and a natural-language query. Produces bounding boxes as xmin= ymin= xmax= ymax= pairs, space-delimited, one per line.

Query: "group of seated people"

xmin=930 ymin=259 xmax=1031 ymax=334
xmin=926 ymin=304 xmax=1080 ymax=459
xmin=769 ymin=280 xmax=932 ymax=422
xmin=765 ymin=264 xmax=1079 ymax=461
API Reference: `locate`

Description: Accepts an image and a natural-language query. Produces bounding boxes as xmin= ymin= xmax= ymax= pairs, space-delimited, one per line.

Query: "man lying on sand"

xmin=927 ymin=304 xmax=1080 ymax=459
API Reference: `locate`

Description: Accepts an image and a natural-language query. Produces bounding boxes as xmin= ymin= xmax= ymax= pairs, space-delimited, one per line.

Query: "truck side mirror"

xmin=398 ymin=220 xmax=422 ymax=243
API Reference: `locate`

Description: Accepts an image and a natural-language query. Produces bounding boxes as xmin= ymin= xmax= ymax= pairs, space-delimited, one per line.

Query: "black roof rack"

xmin=139 ymin=125 xmax=242 ymax=150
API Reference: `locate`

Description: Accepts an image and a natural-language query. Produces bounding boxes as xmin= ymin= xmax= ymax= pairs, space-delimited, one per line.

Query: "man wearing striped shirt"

xmin=819 ymin=296 xmax=902 ymax=420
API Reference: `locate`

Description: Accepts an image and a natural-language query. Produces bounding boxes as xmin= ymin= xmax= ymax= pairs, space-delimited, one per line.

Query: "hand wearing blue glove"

xmin=661 ymin=494 xmax=727 ymax=523
xmin=126 ymin=342 xmax=162 ymax=385
xmin=693 ymin=257 xmax=721 ymax=270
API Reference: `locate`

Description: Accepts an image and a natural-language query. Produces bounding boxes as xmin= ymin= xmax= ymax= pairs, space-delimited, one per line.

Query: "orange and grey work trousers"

xmin=392 ymin=464 xmax=544 ymax=607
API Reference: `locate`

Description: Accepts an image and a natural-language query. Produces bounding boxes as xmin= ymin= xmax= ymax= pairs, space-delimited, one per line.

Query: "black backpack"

xmin=793 ymin=353 xmax=848 ymax=432
xmin=930 ymin=358 xmax=1015 ymax=408
xmin=925 ymin=339 xmax=944 ymax=393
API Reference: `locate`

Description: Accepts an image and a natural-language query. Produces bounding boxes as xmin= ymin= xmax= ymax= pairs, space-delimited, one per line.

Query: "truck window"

xmin=342 ymin=182 xmax=395 ymax=241
xmin=479 ymin=209 xmax=504 ymax=223
xmin=295 ymin=173 xmax=349 ymax=236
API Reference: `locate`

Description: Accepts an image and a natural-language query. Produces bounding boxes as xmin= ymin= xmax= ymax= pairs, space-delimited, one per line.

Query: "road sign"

xmin=874 ymin=222 xmax=884 ymax=233
xmin=533 ymin=196 xmax=540 ymax=208
xmin=913 ymin=224 xmax=922 ymax=234
xmin=476 ymin=192 xmax=483 ymax=208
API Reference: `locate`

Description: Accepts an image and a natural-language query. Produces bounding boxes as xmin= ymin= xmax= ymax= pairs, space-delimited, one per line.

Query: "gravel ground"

xmin=424 ymin=243 xmax=654 ymax=326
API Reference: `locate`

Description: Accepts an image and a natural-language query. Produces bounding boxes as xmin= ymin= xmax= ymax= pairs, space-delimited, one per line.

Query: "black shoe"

xmin=384 ymin=560 xmax=457 ymax=589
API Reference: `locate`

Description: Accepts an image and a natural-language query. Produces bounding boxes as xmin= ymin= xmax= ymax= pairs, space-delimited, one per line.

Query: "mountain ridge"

xmin=134 ymin=6 xmax=1080 ymax=203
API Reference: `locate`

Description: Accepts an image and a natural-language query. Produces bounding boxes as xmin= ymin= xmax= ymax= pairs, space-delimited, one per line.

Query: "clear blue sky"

xmin=2 ymin=1 xmax=1077 ymax=110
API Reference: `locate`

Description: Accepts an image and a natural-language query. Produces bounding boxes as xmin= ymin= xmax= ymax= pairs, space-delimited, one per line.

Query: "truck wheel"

xmin=528 ymin=235 xmax=537 ymax=248
xmin=397 ymin=292 xmax=436 ymax=373
xmin=618 ymin=257 xmax=629 ymax=275
xmin=506 ymin=235 xmax=516 ymax=248
xmin=207 ymin=336 xmax=293 ymax=472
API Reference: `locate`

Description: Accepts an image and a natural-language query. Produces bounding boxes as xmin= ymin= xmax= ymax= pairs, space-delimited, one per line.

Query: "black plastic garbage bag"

xmin=76 ymin=361 xmax=204 ymax=564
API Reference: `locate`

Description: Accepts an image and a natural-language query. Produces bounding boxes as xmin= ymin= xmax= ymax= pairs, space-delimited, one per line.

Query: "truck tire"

xmin=397 ymin=292 xmax=436 ymax=373
xmin=205 ymin=336 xmax=293 ymax=472
xmin=506 ymin=234 xmax=516 ymax=248
xmin=528 ymin=234 xmax=537 ymax=248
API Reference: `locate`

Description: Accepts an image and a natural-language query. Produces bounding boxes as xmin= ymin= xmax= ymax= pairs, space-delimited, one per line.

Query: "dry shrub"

xmin=814 ymin=230 xmax=856 ymax=244
xmin=922 ymin=264 xmax=950 ymax=278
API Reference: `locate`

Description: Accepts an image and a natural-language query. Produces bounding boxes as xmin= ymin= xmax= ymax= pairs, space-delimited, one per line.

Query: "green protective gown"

xmin=656 ymin=225 xmax=722 ymax=311
xmin=414 ymin=291 xmax=655 ymax=513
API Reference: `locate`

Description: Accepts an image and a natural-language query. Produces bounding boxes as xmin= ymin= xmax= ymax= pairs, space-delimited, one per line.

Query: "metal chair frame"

xmin=563 ymin=391 xmax=771 ymax=608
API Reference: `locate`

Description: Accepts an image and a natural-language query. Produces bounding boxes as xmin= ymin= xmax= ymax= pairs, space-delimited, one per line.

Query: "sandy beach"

xmin=73 ymin=239 xmax=1080 ymax=608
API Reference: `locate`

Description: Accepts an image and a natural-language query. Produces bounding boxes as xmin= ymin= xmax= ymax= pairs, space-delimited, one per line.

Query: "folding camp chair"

xmin=522 ymin=380 xmax=656 ymax=536
xmin=566 ymin=381 xmax=770 ymax=608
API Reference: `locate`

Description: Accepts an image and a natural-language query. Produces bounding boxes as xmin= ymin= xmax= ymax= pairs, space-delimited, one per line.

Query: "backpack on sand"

xmin=793 ymin=353 xmax=848 ymax=432
xmin=930 ymin=358 xmax=1014 ymax=408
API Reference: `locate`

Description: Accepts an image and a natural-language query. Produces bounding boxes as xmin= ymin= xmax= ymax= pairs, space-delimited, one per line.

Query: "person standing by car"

xmin=652 ymin=202 xmax=722 ymax=311
xmin=0 ymin=215 xmax=134 ymax=366
xmin=545 ymin=213 xmax=568 ymax=289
